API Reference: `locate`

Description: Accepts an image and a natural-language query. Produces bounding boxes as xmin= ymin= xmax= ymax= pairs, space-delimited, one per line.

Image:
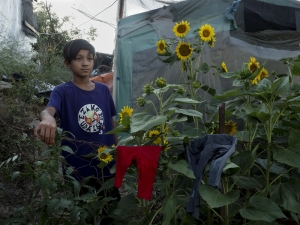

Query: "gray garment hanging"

xmin=184 ymin=134 xmax=237 ymax=219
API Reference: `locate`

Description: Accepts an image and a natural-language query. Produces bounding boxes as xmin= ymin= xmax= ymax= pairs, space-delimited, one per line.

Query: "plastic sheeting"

xmin=113 ymin=0 xmax=300 ymax=114
xmin=90 ymin=72 xmax=114 ymax=93
xmin=0 ymin=0 xmax=36 ymax=53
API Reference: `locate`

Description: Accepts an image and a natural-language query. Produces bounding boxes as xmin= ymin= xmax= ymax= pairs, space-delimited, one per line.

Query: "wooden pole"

xmin=219 ymin=102 xmax=226 ymax=225
xmin=118 ymin=0 xmax=125 ymax=20
xmin=219 ymin=103 xmax=225 ymax=134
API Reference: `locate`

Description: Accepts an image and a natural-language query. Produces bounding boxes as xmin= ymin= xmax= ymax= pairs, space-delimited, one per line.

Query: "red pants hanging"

xmin=114 ymin=146 xmax=162 ymax=200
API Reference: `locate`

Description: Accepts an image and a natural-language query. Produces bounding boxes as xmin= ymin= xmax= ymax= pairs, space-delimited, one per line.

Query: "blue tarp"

xmin=113 ymin=0 xmax=300 ymax=113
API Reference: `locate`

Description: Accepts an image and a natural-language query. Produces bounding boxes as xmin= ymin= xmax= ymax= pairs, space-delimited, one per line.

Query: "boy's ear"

xmin=64 ymin=60 xmax=71 ymax=69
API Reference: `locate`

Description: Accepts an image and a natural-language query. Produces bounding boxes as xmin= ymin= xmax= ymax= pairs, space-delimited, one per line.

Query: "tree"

xmin=32 ymin=1 xmax=97 ymax=84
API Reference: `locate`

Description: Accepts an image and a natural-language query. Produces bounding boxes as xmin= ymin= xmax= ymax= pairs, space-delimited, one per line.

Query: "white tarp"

xmin=0 ymin=0 xmax=36 ymax=53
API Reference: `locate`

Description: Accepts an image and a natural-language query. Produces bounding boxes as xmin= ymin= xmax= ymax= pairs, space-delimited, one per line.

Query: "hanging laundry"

xmin=184 ymin=134 xmax=237 ymax=219
xmin=114 ymin=146 xmax=162 ymax=200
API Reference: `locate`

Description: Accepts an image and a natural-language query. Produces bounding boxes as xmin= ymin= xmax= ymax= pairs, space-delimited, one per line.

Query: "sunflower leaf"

xmin=201 ymin=85 xmax=216 ymax=96
xmin=130 ymin=115 xmax=167 ymax=133
xmin=172 ymin=98 xmax=202 ymax=104
xmin=168 ymin=159 xmax=195 ymax=179
xmin=268 ymin=179 xmax=300 ymax=214
xmin=213 ymin=88 xmax=240 ymax=99
xmin=168 ymin=107 xmax=203 ymax=118
xmin=199 ymin=62 xmax=209 ymax=73
xmin=291 ymin=62 xmax=300 ymax=76
xmin=162 ymin=197 xmax=177 ymax=225
xmin=239 ymin=196 xmax=286 ymax=222
xmin=200 ymin=184 xmax=239 ymax=208
xmin=273 ymin=144 xmax=300 ymax=168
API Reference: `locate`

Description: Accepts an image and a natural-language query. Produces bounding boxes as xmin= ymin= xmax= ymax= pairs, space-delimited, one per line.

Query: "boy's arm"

xmin=111 ymin=117 xmax=118 ymax=145
xmin=34 ymin=106 xmax=57 ymax=146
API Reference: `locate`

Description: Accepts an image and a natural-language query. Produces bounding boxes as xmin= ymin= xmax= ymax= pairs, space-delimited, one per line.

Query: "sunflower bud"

xmin=221 ymin=62 xmax=228 ymax=73
xmin=137 ymin=97 xmax=146 ymax=107
xmin=172 ymin=130 xmax=180 ymax=137
xmin=239 ymin=68 xmax=252 ymax=79
xmin=155 ymin=77 xmax=167 ymax=88
xmin=143 ymin=83 xmax=154 ymax=95
xmin=176 ymin=85 xmax=185 ymax=95
xmin=192 ymin=81 xmax=201 ymax=89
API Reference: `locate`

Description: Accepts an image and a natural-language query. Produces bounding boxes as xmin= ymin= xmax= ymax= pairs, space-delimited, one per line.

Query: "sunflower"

xmin=98 ymin=146 xmax=107 ymax=153
xmin=172 ymin=20 xmax=190 ymax=37
xmin=118 ymin=106 xmax=133 ymax=124
xmin=221 ymin=62 xmax=228 ymax=73
xmin=251 ymin=76 xmax=260 ymax=85
xmin=156 ymin=39 xmax=167 ymax=54
xmin=251 ymin=66 xmax=268 ymax=85
xmin=163 ymin=140 xmax=170 ymax=151
xmin=149 ymin=130 xmax=162 ymax=145
xmin=175 ymin=42 xmax=193 ymax=61
xmin=156 ymin=124 xmax=169 ymax=134
xmin=224 ymin=121 xmax=237 ymax=135
xmin=258 ymin=68 xmax=269 ymax=80
xmin=98 ymin=146 xmax=113 ymax=164
xmin=208 ymin=36 xmax=216 ymax=48
xmin=199 ymin=24 xmax=215 ymax=42
xmin=213 ymin=120 xmax=237 ymax=135
xmin=247 ymin=57 xmax=260 ymax=73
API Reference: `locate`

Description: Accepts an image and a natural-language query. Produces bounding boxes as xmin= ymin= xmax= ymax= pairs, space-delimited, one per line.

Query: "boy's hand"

xmin=34 ymin=116 xmax=57 ymax=146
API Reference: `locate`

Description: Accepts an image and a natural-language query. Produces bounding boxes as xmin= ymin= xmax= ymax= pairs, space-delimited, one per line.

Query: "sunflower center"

xmin=250 ymin=64 xmax=258 ymax=72
xmin=159 ymin=43 xmax=165 ymax=50
xmin=100 ymin=154 xmax=107 ymax=159
xmin=260 ymin=71 xmax=268 ymax=78
xmin=177 ymin=25 xmax=186 ymax=33
xmin=203 ymin=30 xmax=210 ymax=37
xmin=179 ymin=44 xmax=191 ymax=56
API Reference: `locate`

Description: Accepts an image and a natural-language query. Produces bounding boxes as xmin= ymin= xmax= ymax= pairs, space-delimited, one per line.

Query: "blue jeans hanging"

xmin=184 ymin=134 xmax=237 ymax=219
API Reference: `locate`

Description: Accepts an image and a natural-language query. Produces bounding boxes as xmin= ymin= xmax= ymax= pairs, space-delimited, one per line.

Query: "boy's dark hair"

xmin=63 ymin=39 xmax=95 ymax=63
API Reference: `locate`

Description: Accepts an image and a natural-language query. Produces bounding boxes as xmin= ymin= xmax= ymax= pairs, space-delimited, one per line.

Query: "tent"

xmin=113 ymin=0 xmax=300 ymax=114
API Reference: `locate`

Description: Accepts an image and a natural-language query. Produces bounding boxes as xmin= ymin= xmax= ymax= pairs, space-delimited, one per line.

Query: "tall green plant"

xmin=155 ymin=21 xmax=218 ymax=132
xmin=106 ymin=77 xmax=205 ymax=224
xmin=207 ymin=56 xmax=300 ymax=224
xmin=108 ymin=54 xmax=300 ymax=224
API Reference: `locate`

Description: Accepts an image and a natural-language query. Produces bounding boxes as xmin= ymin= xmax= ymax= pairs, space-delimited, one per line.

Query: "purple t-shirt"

xmin=47 ymin=81 xmax=116 ymax=180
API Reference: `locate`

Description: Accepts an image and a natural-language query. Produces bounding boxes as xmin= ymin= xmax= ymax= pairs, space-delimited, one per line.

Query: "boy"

xmin=34 ymin=39 xmax=119 ymax=221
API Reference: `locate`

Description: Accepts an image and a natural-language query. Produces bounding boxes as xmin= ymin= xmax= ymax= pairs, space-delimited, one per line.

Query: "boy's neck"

xmin=71 ymin=77 xmax=95 ymax=91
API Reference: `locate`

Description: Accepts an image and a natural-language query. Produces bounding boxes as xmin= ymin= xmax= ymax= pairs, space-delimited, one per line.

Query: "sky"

xmin=44 ymin=0 xmax=168 ymax=54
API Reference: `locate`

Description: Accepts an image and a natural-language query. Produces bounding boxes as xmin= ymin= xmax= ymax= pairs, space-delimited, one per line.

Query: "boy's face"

xmin=65 ymin=50 xmax=94 ymax=78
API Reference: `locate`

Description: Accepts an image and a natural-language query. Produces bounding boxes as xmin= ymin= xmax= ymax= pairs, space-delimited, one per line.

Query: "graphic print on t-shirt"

xmin=78 ymin=104 xmax=104 ymax=134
